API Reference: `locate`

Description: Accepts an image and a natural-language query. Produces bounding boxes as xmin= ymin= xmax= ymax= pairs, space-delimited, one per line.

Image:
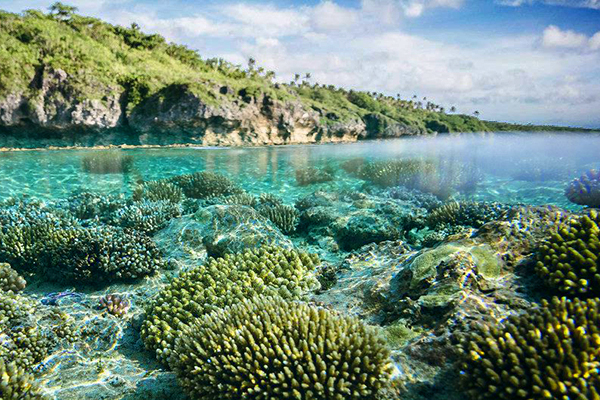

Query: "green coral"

xmin=111 ymin=200 xmax=182 ymax=235
xmin=458 ymin=297 xmax=600 ymax=400
xmin=132 ymin=181 xmax=184 ymax=203
xmin=171 ymin=296 xmax=392 ymax=400
xmin=167 ymin=171 xmax=243 ymax=199
xmin=358 ymin=160 xmax=435 ymax=188
xmin=566 ymin=169 xmax=600 ymax=208
xmin=0 ymin=359 xmax=48 ymax=400
xmin=257 ymin=203 xmax=299 ymax=234
xmin=141 ymin=246 xmax=320 ymax=365
xmin=295 ymin=166 xmax=334 ymax=186
xmin=536 ymin=209 xmax=600 ymax=295
xmin=40 ymin=225 xmax=165 ymax=283
xmin=61 ymin=192 xmax=127 ymax=221
xmin=0 ymin=293 xmax=49 ymax=370
xmin=426 ymin=201 xmax=511 ymax=230
xmin=0 ymin=263 xmax=26 ymax=292
xmin=81 ymin=151 xmax=134 ymax=174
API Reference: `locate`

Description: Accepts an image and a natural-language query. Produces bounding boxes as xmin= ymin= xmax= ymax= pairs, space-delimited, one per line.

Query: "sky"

xmin=2 ymin=0 xmax=600 ymax=128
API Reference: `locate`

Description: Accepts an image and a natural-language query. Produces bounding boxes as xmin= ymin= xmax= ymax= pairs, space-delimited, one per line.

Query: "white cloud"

xmin=590 ymin=32 xmax=600 ymax=50
xmin=400 ymin=0 xmax=463 ymax=17
xmin=542 ymin=25 xmax=600 ymax=51
xmin=543 ymin=25 xmax=589 ymax=48
xmin=497 ymin=0 xmax=600 ymax=9
xmin=310 ymin=1 xmax=359 ymax=31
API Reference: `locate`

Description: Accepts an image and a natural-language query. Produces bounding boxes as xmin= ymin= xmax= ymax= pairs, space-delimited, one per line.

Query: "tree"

xmin=304 ymin=72 xmax=311 ymax=81
xmin=294 ymin=73 xmax=300 ymax=83
xmin=450 ymin=106 xmax=456 ymax=113
xmin=474 ymin=111 xmax=480 ymax=117
xmin=49 ymin=2 xmax=77 ymax=20
xmin=247 ymin=57 xmax=256 ymax=71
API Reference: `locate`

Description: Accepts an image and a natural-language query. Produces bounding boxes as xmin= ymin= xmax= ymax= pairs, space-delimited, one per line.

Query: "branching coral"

xmin=40 ymin=226 xmax=165 ymax=283
xmin=458 ymin=297 xmax=600 ymax=399
xmin=171 ymin=296 xmax=392 ymax=400
xmin=0 ymin=263 xmax=26 ymax=292
xmin=61 ymin=192 xmax=127 ymax=222
xmin=141 ymin=246 xmax=320 ymax=365
xmin=427 ymin=201 xmax=511 ymax=230
xmin=167 ymin=171 xmax=243 ymax=199
xmin=0 ymin=293 xmax=49 ymax=370
xmin=0 ymin=359 xmax=48 ymax=400
xmin=257 ymin=203 xmax=299 ymax=234
xmin=295 ymin=166 xmax=334 ymax=186
xmin=536 ymin=209 xmax=600 ymax=295
xmin=81 ymin=151 xmax=134 ymax=174
xmin=566 ymin=169 xmax=600 ymax=208
xmin=111 ymin=200 xmax=182 ymax=235
xmin=132 ymin=181 xmax=183 ymax=203
xmin=99 ymin=294 xmax=131 ymax=317
xmin=358 ymin=159 xmax=435 ymax=188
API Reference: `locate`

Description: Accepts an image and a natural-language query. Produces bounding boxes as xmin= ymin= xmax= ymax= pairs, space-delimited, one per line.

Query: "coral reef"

xmin=0 ymin=263 xmax=26 ymax=292
xmin=111 ymin=200 xmax=182 ymax=235
xmin=295 ymin=166 xmax=335 ymax=186
xmin=141 ymin=246 xmax=320 ymax=365
xmin=132 ymin=181 xmax=184 ymax=203
xmin=458 ymin=297 xmax=600 ymax=400
xmin=99 ymin=294 xmax=131 ymax=317
xmin=60 ymin=192 xmax=127 ymax=222
xmin=566 ymin=169 xmax=600 ymax=208
xmin=193 ymin=205 xmax=292 ymax=257
xmin=81 ymin=151 xmax=134 ymax=174
xmin=427 ymin=201 xmax=511 ymax=230
xmin=0 ymin=359 xmax=48 ymax=400
xmin=167 ymin=171 xmax=243 ymax=199
xmin=336 ymin=213 xmax=401 ymax=250
xmin=0 ymin=293 xmax=49 ymax=370
xmin=171 ymin=296 xmax=393 ymax=400
xmin=218 ymin=192 xmax=258 ymax=206
xmin=41 ymin=226 xmax=165 ymax=283
xmin=358 ymin=159 xmax=434 ymax=188
xmin=384 ymin=186 xmax=443 ymax=211
xmin=536 ymin=209 xmax=600 ymax=295
xmin=257 ymin=203 xmax=299 ymax=234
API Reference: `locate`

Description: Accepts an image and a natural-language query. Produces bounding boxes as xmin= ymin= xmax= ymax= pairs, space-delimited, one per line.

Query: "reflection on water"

xmin=0 ymin=133 xmax=597 ymax=209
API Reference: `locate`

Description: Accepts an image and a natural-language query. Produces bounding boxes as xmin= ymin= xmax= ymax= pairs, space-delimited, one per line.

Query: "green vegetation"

xmin=171 ymin=296 xmax=393 ymax=400
xmin=458 ymin=297 xmax=600 ymax=399
xmin=1 ymin=4 xmax=592 ymax=136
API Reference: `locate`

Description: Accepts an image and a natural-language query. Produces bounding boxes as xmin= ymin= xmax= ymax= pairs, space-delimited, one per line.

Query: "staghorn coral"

xmin=258 ymin=192 xmax=283 ymax=207
xmin=132 ymin=181 xmax=184 ymax=203
xmin=167 ymin=171 xmax=243 ymax=199
xmin=566 ymin=169 xmax=600 ymax=208
xmin=111 ymin=200 xmax=182 ymax=235
xmin=41 ymin=225 xmax=165 ymax=284
xmin=81 ymin=151 xmax=134 ymax=174
xmin=358 ymin=159 xmax=435 ymax=188
xmin=0 ymin=293 xmax=49 ymax=370
xmin=60 ymin=192 xmax=127 ymax=222
xmin=0 ymin=263 xmax=26 ymax=292
xmin=536 ymin=209 xmax=600 ymax=295
xmin=458 ymin=297 xmax=600 ymax=400
xmin=217 ymin=193 xmax=258 ymax=207
xmin=141 ymin=246 xmax=320 ymax=365
xmin=171 ymin=296 xmax=393 ymax=400
xmin=295 ymin=166 xmax=334 ymax=186
xmin=257 ymin=203 xmax=299 ymax=234
xmin=99 ymin=294 xmax=131 ymax=317
xmin=0 ymin=359 xmax=48 ymax=400
xmin=426 ymin=201 xmax=511 ymax=230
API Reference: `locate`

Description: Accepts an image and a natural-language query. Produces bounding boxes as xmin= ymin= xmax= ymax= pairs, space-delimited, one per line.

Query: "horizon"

xmin=1 ymin=0 xmax=599 ymax=128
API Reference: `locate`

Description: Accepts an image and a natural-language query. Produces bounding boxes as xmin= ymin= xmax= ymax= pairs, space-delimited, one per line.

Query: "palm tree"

xmin=450 ymin=106 xmax=456 ymax=113
xmin=49 ymin=2 xmax=77 ymax=20
xmin=474 ymin=111 xmax=480 ymax=117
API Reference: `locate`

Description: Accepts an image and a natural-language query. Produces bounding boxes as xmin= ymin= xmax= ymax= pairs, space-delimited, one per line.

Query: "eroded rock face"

xmin=0 ymin=75 xmax=419 ymax=148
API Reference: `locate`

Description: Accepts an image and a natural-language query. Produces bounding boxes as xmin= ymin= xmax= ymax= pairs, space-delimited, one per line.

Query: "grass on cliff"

xmin=0 ymin=4 xmax=593 ymax=134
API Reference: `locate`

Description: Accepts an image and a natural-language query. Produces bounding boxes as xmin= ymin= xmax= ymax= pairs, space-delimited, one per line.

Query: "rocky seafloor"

xmin=1 ymin=140 xmax=600 ymax=400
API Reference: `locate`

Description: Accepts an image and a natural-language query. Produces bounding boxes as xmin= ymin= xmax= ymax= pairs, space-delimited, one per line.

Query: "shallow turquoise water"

xmin=1 ymin=133 xmax=597 ymax=209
